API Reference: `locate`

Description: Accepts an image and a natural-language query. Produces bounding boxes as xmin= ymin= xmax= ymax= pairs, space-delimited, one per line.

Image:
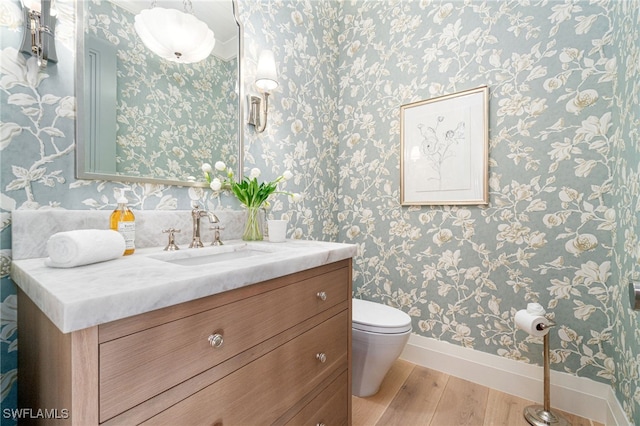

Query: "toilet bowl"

xmin=352 ymin=298 xmax=412 ymax=397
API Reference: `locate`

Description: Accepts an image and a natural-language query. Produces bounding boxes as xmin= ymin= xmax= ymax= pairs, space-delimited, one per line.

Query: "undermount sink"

xmin=147 ymin=243 xmax=283 ymax=267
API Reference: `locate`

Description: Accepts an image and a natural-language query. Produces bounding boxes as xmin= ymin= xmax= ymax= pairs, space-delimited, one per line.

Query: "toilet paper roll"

xmin=515 ymin=309 xmax=550 ymax=337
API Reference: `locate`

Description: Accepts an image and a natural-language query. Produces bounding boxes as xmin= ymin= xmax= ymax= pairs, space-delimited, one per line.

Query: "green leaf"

xmin=226 ymin=175 xmax=282 ymax=207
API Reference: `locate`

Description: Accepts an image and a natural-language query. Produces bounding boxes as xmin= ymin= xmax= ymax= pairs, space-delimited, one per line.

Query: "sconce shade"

xmin=21 ymin=0 xmax=41 ymax=12
xmin=255 ymin=50 xmax=278 ymax=92
xmin=134 ymin=7 xmax=215 ymax=64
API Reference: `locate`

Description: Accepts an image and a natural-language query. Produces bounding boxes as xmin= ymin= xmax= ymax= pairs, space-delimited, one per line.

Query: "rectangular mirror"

xmin=75 ymin=0 xmax=243 ymax=186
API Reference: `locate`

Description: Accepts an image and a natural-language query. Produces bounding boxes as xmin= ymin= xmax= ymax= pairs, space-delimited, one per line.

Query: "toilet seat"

xmin=352 ymin=299 xmax=412 ymax=334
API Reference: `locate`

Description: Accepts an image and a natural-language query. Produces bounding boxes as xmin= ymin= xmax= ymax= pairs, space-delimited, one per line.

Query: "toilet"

xmin=351 ymin=298 xmax=412 ymax=397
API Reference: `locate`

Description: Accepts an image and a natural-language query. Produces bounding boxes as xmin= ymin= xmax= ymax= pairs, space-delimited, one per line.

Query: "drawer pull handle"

xmin=208 ymin=333 xmax=224 ymax=348
xmin=316 ymin=352 xmax=327 ymax=363
xmin=316 ymin=291 xmax=327 ymax=301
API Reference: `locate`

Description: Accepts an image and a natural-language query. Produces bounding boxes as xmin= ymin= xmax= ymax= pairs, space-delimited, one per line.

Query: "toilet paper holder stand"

xmin=628 ymin=281 xmax=640 ymax=310
xmin=524 ymin=320 xmax=571 ymax=426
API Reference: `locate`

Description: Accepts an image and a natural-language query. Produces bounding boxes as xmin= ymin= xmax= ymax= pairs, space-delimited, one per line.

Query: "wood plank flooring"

xmin=352 ymin=359 xmax=603 ymax=426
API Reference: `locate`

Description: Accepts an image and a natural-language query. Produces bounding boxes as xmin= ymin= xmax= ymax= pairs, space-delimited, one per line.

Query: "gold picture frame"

xmin=400 ymin=86 xmax=489 ymax=206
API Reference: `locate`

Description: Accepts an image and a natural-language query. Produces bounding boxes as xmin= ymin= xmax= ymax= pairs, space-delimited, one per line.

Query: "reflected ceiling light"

xmin=20 ymin=0 xmax=57 ymax=68
xmin=134 ymin=0 xmax=215 ymax=64
xmin=248 ymin=50 xmax=279 ymax=133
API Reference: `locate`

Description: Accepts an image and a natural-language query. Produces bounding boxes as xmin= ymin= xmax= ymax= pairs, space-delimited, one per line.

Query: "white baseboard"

xmin=399 ymin=334 xmax=629 ymax=425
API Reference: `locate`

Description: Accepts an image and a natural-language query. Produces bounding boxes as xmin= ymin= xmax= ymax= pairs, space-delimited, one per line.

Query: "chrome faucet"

xmin=190 ymin=204 xmax=219 ymax=248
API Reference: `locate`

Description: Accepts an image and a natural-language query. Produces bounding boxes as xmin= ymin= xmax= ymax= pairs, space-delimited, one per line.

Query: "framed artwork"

xmin=400 ymin=86 xmax=489 ymax=206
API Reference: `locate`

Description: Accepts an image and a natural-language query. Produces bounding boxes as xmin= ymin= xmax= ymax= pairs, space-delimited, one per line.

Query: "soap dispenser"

xmin=110 ymin=189 xmax=135 ymax=255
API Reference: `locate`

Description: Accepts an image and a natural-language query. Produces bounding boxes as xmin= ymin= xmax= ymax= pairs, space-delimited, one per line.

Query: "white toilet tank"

xmin=352 ymin=299 xmax=412 ymax=397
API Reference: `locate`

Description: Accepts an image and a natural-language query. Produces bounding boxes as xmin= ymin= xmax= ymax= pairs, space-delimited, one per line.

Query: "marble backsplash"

xmin=11 ymin=209 xmax=248 ymax=260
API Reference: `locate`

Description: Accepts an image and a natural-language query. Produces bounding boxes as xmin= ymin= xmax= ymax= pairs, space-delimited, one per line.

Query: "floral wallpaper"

xmin=0 ymin=0 xmax=639 ymax=425
xmin=610 ymin=0 xmax=640 ymax=419
xmin=337 ymin=0 xmax=637 ymax=423
xmin=85 ymin=0 xmax=238 ymax=181
xmin=240 ymin=0 xmax=340 ymax=237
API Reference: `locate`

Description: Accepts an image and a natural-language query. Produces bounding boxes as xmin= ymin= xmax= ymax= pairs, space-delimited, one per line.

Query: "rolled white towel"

xmin=44 ymin=229 xmax=126 ymax=268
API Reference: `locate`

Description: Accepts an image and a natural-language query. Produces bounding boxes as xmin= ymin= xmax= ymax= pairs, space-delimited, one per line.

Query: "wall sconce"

xmin=20 ymin=0 xmax=57 ymax=68
xmin=248 ymin=50 xmax=278 ymax=133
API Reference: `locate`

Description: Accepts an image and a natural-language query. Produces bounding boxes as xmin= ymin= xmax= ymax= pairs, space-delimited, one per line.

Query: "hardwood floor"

xmin=352 ymin=359 xmax=603 ymax=426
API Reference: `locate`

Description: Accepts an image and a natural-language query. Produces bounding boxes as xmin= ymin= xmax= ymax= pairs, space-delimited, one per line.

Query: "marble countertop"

xmin=11 ymin=239 xmax=357 ymax=333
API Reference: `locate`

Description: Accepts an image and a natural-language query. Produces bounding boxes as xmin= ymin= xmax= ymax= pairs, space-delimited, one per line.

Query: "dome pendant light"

xmin=134 ymin=0 xmax=215 ymax=64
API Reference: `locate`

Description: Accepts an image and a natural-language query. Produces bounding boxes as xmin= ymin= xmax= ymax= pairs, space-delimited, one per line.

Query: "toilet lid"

xmin=352 ymin=299 xmax=412 ymax=334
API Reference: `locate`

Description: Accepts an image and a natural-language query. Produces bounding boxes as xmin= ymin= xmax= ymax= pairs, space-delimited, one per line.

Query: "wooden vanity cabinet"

xmin=18 ymin=259 xmax=352 ymax=425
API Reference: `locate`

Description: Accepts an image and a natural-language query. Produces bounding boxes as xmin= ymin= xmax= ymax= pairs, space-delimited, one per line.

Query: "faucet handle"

xmin=210 ymin=225 xmax=225 ymax=246
xmin=162 ymin=228 xmax=181 ymax=251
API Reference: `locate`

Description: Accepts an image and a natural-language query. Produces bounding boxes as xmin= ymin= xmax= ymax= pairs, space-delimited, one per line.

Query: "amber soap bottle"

xmin=110 ymin=189 xmax=135 ymax=255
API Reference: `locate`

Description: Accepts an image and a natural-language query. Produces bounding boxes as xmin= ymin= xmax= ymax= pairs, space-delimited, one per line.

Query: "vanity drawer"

xmin=141 ymin=310 xmax=349 ymax=425
xmin=285 ymin=370 xmax=349 ymax=426
xmin=99 ymin=266 xmax=349 ymax=421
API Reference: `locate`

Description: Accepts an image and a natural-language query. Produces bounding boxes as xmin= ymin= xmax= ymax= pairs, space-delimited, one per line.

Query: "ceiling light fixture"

xmin=134 ymin=0 xmax=215 ymax=64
